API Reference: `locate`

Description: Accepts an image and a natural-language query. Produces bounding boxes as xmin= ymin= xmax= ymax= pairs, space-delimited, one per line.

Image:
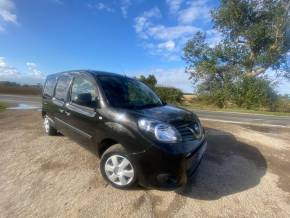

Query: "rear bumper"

xmin=131 ymin=139 xmax=207 ymax=190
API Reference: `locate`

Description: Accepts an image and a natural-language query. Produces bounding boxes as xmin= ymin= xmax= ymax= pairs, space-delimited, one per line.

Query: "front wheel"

xmin=100 ymin=144 xmax=137 ymax=189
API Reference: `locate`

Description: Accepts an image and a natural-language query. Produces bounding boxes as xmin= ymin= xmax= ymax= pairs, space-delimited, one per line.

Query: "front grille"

xmin=173 ymin=121 xmax=202 ymax=142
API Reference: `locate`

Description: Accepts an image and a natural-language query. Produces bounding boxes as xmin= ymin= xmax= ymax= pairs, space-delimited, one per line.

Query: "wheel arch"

xmin=97 ymin=138 xmax=119 ymax=157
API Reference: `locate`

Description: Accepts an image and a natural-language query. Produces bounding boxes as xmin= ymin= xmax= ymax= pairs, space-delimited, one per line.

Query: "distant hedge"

xmin=155 ymin=86 xmax=183 ymax=104
xmin=137 ymin=74 xmax=184 ymax=104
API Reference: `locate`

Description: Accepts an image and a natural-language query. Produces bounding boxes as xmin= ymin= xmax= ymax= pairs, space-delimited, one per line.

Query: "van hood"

xmin=126 ymin=105 xmax=196 ymax=124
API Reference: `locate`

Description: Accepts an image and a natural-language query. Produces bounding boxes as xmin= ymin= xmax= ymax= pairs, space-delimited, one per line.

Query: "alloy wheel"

xmin=104 ymin=155 xmax=134 ymax=186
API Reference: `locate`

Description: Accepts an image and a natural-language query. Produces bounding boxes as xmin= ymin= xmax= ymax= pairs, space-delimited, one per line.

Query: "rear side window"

xmin=43 ymin=77 xmax=57 ymax=97
xmin=54 ymin=75 xmax=72 ymax=101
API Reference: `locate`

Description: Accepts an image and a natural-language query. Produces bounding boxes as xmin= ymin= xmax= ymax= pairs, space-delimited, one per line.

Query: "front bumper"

xmin=131 ymin=139 xmax=207 ymax=189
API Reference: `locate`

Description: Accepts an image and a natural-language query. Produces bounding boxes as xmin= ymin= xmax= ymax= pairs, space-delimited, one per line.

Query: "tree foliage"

xmin=138 ymin=74 xmax=183 ymax=104
xmin=138 ymin=75 xmax=157 ymax=89
xmin=185 ymin=0 xmax=290 ymax=80
xmin=183 ymin=0 xmax=290 ymax=109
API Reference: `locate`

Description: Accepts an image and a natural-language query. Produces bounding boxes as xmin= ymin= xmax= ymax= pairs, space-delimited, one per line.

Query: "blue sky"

xmin=0 ymin=0 xmax=289 ymax=94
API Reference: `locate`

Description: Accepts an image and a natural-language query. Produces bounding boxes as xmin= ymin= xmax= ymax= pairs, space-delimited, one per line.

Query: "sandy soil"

xmin=0 ymin=110 xmax=290 ymax=218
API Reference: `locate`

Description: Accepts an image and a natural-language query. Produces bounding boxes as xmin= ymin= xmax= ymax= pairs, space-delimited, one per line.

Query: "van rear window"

xmin=43 ymin=77 xmax=57 ymax=97
xmin=54 ymin=76 xmax=72 ymax=101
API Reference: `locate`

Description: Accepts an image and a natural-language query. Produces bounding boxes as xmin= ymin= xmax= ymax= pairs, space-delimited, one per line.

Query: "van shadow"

xmin=177 ymin=128 xmax=267 ymax=200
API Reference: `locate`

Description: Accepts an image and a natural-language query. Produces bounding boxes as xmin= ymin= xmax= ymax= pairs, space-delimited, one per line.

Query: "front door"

xmin=61 ymin=74 xmax=101 ymax=146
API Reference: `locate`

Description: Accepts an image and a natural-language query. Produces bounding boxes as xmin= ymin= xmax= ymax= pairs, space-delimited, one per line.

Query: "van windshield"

xmin=98 ymin=76 xmax=163 ymax=109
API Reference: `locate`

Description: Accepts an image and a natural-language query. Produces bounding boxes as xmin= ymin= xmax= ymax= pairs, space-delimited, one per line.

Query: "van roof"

xmin=46 ymin=70 xmax=124 ymax=79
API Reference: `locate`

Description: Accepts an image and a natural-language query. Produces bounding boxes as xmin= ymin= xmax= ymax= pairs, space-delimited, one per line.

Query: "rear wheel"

xmin=43 ymin=115 xmax=57 ymax=136
xmin=100 ymin=144 xmax=137 ymax=189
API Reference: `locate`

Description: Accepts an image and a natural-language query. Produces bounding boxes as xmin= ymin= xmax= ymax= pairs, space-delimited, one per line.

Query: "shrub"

xmin=155 ymin=86 xmax=183 ymax=104
xmin=234 ymin=77 xmax=278 ymax=110
xmin=197 ymin=76 xmax=279 ymax=110
xmin=137 ymin=74 xmax=183 ymax=104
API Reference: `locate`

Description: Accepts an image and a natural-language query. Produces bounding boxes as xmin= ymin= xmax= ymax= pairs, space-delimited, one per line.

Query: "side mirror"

xmin=75 ymin=93 xmax=93 ymax=107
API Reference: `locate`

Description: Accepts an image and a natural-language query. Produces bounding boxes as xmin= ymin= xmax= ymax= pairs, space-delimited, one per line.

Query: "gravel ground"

xmin=0 ymin=110 xmax=290 ymax=218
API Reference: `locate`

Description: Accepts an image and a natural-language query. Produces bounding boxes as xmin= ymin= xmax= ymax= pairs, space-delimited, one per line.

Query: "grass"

xmin=181 ymin=94 xmax=290 ymax=116
xmin=183 ymin=102 xmax=290 ymax=117
xmin=0 ymin=102 xmax=7 ymax=112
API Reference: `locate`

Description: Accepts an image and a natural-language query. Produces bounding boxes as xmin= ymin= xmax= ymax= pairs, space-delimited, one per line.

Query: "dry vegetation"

xmin=182 ymin=94 xmax=290 ymax=116
xmin=0 ymin=84 xmax=41 ymax=96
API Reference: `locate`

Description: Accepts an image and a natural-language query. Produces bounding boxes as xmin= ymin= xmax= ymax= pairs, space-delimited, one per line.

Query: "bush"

xmin=197 ymin=76 xmax=279 ymax=111
xmin=197 ymin=76 xmax=236 ymax=108
xmin=233 ymin=77 xmax=278 ymax=110
xmin=137 ymin=74 xmax=183 ymax=104
xmin=272 ymin=96 xmax=290 ymax=113
xmin=155 ymin=86 xmax=183 ymax=104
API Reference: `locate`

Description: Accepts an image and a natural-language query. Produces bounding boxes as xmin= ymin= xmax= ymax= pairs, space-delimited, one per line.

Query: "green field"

xmin=185 ymin=105 xmax=290 ymax=116
xmin=181 ymin=93 xmax=290 ymax=116
xmin=0 ymin=102 xmax=7 ymax=112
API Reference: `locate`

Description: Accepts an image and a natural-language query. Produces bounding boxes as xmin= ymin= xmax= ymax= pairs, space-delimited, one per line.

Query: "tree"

xmin=184 ymin=0 xmax=290 ymax=81
xmin=183 ymin=0 xmax=290 ymax=108
xmin=138 ymin=74 xmax=157 ymax=89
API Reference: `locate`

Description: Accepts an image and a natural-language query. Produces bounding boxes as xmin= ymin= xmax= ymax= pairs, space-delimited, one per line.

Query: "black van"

xmin=42 ymin=70 xmax=207 ymax=189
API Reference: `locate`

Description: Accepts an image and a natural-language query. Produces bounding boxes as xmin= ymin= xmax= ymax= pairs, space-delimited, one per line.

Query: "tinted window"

xmin=98 ymin=76 xmax=162 ymax=109
xmin=71 ymin=77 xmax=97 ymax=108
xmin=54 ymin=75 xmax=72 ymax=101
xmin=43 ymin=77 xmax=57 ymax=97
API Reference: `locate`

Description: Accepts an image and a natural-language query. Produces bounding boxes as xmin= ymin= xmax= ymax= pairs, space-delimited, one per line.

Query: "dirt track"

xmin=0 ymin=110 xmax=290 ymax=218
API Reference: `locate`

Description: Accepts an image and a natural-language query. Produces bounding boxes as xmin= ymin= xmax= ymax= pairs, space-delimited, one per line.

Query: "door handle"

xmin=59 ymin=109 xmax=64 ymax=113
xmin=65 ymin=111 xmax=71 ymax=116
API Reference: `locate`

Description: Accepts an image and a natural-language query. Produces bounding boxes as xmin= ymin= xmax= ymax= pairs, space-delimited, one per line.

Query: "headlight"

xmin=138 ymin=118 xmax=181 ymax=143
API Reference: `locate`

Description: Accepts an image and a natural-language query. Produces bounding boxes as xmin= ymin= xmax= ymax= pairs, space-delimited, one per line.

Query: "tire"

xmin=43 ymin=115 xmax=57 ymax=136
xmin=100 ymin=144 xmax=137 ymax=189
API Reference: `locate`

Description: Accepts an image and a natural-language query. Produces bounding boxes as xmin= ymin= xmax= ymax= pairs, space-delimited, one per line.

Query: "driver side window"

xmin=71 ymin=76 xmax=97 ymax=108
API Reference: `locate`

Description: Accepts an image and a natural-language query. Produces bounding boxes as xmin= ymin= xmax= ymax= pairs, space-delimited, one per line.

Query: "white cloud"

xmin=134 ymin=7 xmax=201 ymax=60
xmin=134 ymin=1 xmax=221 ymax=60
xmin=134 ymin=67 xmax=193 ymax=92
xmin=206 ymin=29 xmax=223 ymax=47
xmin=87 ymin=2 xmax=114 ymax=12
xmin=177 ymin=0 xmax=211 ymax=24
xmin=134 ymin=7 xmax=161 ymax=39
xmin=0 ymin=57 xmax=45 ymax=84
xmin=120 ymin=0 xmax=131 ymax=17
xmin=157 ymin=40 xmax=175 ymax=51
xmin=166 ymin=0 xmax=184 ymax=14
xmin=147 ymin=25 xmax=200 ymax=41
xmin=87 ymin=0 xmax=132 ymax=17
xmin=0 ymin=57 xmax=20 ymax=78
xmin=26 ymin=62 xmax=45 ymax=79
xmin=0 ymin=0 xmax=17 ymax=24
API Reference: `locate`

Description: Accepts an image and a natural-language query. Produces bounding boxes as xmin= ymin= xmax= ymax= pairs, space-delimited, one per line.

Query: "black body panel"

xmin=41 ymin=70 xmax=207 ymax=189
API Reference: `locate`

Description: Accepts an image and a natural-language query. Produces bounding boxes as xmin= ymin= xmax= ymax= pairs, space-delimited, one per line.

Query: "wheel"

xmin=43 ymin=115 xmax=57 ymax=136
xmin=100 ymin=144 xmax=137 ymax=189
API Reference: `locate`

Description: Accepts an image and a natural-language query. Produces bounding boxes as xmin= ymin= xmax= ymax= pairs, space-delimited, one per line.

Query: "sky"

xmin=0 ymin=0 xmax=289 ymax=94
